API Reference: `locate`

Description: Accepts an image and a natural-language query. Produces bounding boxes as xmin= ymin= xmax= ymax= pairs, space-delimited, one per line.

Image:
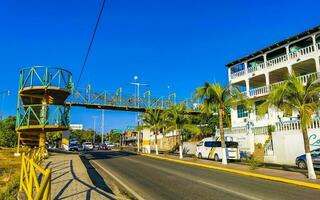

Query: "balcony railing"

xmin=247 ymin=63 xmax=265 ymax=74
xmin=230 ymin=43 xmax=319 ymax=80
xmin=275 ymin=118 xmax=320 ymax=132
xmin=267 ymin=54 xmax=288 ymax=68
xmin=289 ymin=45 xmax=315 ymax=60
xmin=249 ymin=72 xmax=319 ymax=97
xmin=231 ymin=70 xmax=246 ymax=79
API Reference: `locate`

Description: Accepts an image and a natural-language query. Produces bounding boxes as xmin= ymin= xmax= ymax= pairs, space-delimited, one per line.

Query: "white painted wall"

xmin=271 ymin=129 xmax=320 ymax=165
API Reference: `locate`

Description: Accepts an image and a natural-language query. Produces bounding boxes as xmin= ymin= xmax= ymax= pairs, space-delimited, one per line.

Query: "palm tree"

xmin=258 ymin=74 xmax=320 ymax=179
xmin=164 ymin=103 xmax=201 ymax=159
xmin=140 ymin=108 xmax=165 ymax=155
xmin=195 ymin=82 xmax=251 ymax=164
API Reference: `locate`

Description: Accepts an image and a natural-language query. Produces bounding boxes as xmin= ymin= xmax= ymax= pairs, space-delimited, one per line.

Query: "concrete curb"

xmin=142 ymin=154 xmax=320 ymax=190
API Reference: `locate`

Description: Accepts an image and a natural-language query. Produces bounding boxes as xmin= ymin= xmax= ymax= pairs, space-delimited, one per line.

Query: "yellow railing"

xmin=19 ymin=146 xmax=51 ymax=200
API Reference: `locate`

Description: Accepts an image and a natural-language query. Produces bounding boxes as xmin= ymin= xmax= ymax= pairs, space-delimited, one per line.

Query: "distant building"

xmin=70 ymin=124 xmax=83 ymax=130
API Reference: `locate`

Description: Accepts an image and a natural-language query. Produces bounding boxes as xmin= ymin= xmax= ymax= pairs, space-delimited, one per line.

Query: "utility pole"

xmin=0 ymin=90 xmax=10 ymax=120
xmin=92 ymin=116 xmax=98 ymax=144
xmin=101 ymin=110 xmax=104 ymax=144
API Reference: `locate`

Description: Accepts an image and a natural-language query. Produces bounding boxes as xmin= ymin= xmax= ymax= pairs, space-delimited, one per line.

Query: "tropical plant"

xmin=0 ymin=116 xmax=17 ymax=147
xmin=140 ymin=108 xmax=166 ymax=155
xmin=195 ymin=82 xmax=252 ymax=164
xmin=258 ymin=73 xmax=320 ymax=179
xmin=164 ymin=103 xmax=201 ymax=158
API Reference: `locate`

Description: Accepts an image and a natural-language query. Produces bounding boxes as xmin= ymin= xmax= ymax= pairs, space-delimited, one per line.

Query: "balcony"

xmin=230 ymin=43 xmax=320 ymax=80
xmin=248 ymin=72 xmax=319 ymax=98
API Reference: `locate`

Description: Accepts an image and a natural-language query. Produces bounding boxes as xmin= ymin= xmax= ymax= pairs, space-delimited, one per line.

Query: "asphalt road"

xmin=86 ymin=151 xmax=320 ymax=200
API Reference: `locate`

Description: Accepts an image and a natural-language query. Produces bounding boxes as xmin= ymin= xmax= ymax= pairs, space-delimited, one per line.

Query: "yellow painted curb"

xmin=141 ymin=154 xmax=320 ymax=190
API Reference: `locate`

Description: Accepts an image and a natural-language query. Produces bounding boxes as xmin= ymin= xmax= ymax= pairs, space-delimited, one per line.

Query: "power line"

xmin=76 ymin=0 xmax=106 ymax=89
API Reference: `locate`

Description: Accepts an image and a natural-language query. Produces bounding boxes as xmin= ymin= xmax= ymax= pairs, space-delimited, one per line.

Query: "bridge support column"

xmin=14 ymin=132 xmax=21 ymax=157
xmin=39 ymin=132 xmax=46 ymax=147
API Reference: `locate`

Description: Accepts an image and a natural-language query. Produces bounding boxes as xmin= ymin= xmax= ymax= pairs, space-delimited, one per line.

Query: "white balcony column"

xmin=265 ymin=72 xmax=270 ymax=93
xmin=228 ymin=67 xmax=231 ymax=80
xmin=263 ymin=54 xmax=267 ymax=68
xmin=245 ymin=79 xmax=250 ymax=96
xmin=315 ymin=57 xmax=320 ymax=73
xmin=312 ymin=34 xmax=317 ymax=52
xmin=265 ymin=72 xmax=270 ymax=85
xmin=287 ymin=65 xmax=292 ymax=75
xmin=285 ymin=45 xmax=290 ymax=61
xmin=244 ymin=62 xmax=248 ymax=74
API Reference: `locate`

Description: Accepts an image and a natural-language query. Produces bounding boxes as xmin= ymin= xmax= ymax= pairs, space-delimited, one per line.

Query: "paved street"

xmin=86 ymin=151 xmax=320 ymax=200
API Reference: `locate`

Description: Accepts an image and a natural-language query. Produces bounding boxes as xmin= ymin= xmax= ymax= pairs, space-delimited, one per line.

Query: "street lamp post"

xmin=129 ymin=76 xmax=148 ymax=152
xmin=92 ymin=116 xmax=98 ymax=144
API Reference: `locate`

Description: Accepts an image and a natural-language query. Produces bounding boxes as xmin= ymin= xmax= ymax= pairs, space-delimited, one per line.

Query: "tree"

xmin=46 ymin=131 xmax=62 ymax=145
xmin=258 ymin=74 xmax=320 ymax=179
xmin=164 ymin=103 xmax=201 ymax=158
xmin=0 ymin=116 xmax=17 ymax=147
xmin=196 ymin=82 xmax=251 ymax=164
xmin=140 ymin=108 xmax=165 ymax=155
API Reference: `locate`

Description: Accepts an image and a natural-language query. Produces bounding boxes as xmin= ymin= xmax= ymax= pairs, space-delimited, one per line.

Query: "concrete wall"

xmin=271 ymin=129 xmax=320 ymax=165
xmin=183 ymin=142 xmax=198 ymax=155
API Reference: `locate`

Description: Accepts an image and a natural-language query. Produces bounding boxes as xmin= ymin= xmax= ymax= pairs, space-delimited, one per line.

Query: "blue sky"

xmin=0 ymin=0 xmax=319 ymax=132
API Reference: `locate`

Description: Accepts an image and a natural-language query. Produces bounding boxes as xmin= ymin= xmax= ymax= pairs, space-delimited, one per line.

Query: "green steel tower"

xmin=15 ymin=66 xmax=72 ymax=152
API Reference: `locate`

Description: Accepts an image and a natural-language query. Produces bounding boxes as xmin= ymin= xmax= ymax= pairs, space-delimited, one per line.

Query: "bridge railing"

xmin=16 ymin=104 xmax=70 ymax=128
xmin=19 ymin=146 xmax=51 ymax=200
xmin=68 ymin=88 xmax=198 ymax=110
xmin=19 ymin=66 xmax=73 ymax=91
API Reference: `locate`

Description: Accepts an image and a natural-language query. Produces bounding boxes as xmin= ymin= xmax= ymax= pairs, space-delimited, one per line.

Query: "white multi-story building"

xmin=218 ymin=26 xmax=320 ymax=164
xmin=227 ymin=25 xmax=320 ymax=131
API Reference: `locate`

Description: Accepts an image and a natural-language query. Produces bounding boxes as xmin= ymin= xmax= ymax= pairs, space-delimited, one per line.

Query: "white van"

xmin=195 ymin=137 xmax=240 ymax=161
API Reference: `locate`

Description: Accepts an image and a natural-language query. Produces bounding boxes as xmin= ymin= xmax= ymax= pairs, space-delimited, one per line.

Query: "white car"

xmin=195 ymin=137 xmax=240 ymax=161
xmin=82 ymin=142 xmax=94 ymax=151
xmin=105 ymin=142 xmax=115 ymax=148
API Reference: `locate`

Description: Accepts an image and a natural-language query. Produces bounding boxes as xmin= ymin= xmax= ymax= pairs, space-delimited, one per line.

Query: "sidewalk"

xmin=43 ymin=152 xmax=116 ymax=200
xmin=139 ymin=152 xmax=320 ymax=185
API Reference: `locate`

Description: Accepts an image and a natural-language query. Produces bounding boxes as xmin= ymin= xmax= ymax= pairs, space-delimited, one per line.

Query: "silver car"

xmin=82 ymin=142 xmax=93 ymax=151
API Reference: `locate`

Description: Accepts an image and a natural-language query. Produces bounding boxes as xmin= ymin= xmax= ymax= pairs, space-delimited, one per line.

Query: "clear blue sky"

xmin=0 ymin=0 xmax=319 ymax=132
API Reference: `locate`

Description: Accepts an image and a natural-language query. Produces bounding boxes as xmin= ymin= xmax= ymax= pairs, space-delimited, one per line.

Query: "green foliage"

xmin=267 ymin=125 xmax=275 ymax=136
xmin=140 ymin=108 xmax=166 ymax=136
xmin=164 ymin=103 xmax=201 ymax=141
xmin=46 ymin=131 xmax=62 ymax=144
xmin=257 ymin=73 xmax=320 ymax=130
xmin=69 ymin=129 xmax=95 ymax=142
xmin=107 ymin=129 xmax=121 ymax=143
xmin=0 ymin=116 xmax=17 ymax=147
xmin=248 ymin=156 xmax=263 ymax=170
xmin=0 ymin=174 xmax=20 ymax=200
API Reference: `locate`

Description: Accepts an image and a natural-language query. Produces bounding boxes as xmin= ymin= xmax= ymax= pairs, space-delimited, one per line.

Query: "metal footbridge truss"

xmin=15 ymin=66 xmax=200 ymax=147
xmin=66 ymin=87 xmax=200 ymax=113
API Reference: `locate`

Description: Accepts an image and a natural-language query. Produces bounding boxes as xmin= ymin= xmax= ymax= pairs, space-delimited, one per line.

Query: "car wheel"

xmin=214 ymin=154 xmax=219 ymax=161
xmin=197 ymin=153 xmax=202 ymax=159
xmin=297 ymin=160 xmax=307 ymax=169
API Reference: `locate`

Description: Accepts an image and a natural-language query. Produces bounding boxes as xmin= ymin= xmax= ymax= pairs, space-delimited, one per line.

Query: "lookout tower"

xmin=15 ymin=66 xmax=72 ymax=149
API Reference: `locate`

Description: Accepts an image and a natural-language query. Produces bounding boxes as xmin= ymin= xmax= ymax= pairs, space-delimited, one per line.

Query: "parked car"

xmin=82 ymin=142 xmax=94 ymax=151
xmin=98 ymin=143 xmax=109 ymax=150
xmin=106 ymin=142 xmax=115 ymax=148
xmin=195 ymin=137 xmax=240 ymax=161
xmin=295 ymin=148 xmax=320 ymax=169
xmin=68 ymin=143 xmax=79 ymax=151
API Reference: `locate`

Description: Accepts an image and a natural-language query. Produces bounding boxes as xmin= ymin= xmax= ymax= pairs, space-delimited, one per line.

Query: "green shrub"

xmin=0 ymin=174 xmax=20 ymax=200
xmin=248 ymin=156 xmax=262 ymax=170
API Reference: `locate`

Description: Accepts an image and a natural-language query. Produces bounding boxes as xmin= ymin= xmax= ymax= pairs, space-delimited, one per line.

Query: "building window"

xmin=237 ymin=105 xmax=248 ymax=118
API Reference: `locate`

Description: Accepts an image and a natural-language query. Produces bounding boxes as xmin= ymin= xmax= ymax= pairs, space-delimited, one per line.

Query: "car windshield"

xmin=84 ymin=142 xmax=92 ymax=145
